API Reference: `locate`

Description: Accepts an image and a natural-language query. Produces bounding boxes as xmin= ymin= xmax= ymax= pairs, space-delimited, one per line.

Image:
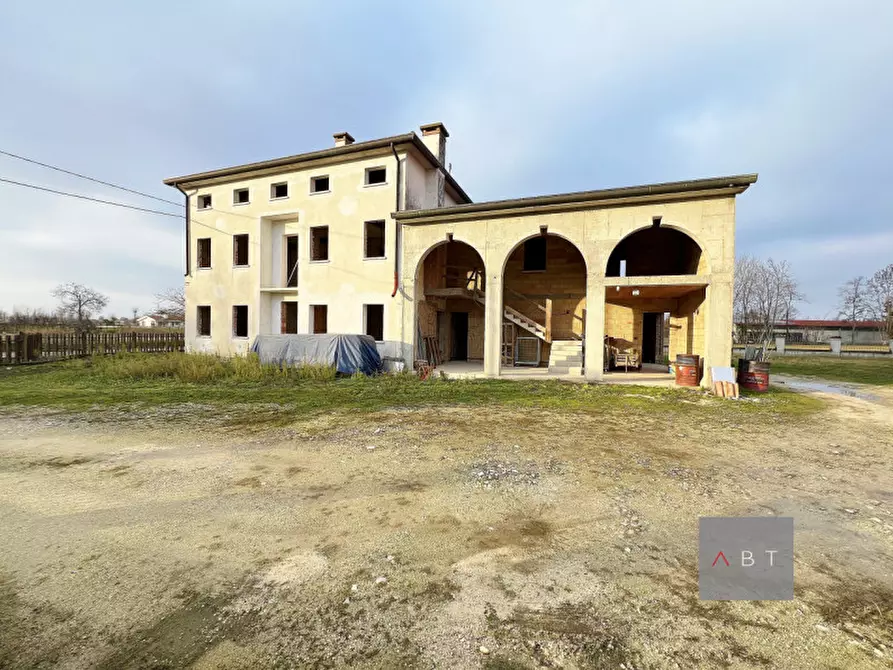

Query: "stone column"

xmin=584 ymin=274 xmax=605 ymax=381
xmin=484 ymin=272 xmax=504 ymax=377
xmin=703 ymin=279 xmax=733 ymax=387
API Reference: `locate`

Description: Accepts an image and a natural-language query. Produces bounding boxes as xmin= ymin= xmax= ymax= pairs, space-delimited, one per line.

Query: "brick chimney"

xmin=333 ymin=131 xmax=355 ymax=147
xmin=420 ymin=122 xmax=448 ymax=165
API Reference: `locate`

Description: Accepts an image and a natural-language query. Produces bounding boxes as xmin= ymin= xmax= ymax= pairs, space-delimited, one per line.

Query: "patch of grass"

xmin=0 ymin=353 xmax=822 ymax=423
xmin=767 ymin=355 xmax=893 ymax=386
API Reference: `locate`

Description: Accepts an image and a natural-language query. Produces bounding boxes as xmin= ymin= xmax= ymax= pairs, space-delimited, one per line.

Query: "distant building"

xmin=737 ymin=319 xmax=888 ymax=345
xmin=136 ymin=313 xmax=184 ymax=329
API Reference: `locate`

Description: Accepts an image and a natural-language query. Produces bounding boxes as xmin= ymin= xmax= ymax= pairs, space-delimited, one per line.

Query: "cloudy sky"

xmin=1 ymin=1 xmax=891 ymax=317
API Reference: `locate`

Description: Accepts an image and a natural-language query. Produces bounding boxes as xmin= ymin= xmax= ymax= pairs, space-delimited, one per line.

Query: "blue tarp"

xmin=250 ymin=334 xmax=383 ymax=375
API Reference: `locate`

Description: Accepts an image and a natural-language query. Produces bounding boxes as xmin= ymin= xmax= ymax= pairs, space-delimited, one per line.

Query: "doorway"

xmin=281 ymin=302 xmax=297 ymax=334
xmin=451 ymin=312 xmax=468 ymax=360
xmin=642 ymin=312 xmax=660 ymax=364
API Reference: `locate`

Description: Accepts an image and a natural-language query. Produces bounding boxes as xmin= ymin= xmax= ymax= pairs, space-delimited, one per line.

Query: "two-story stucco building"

xmin=164 ymin=123 xmax=756 ymax=384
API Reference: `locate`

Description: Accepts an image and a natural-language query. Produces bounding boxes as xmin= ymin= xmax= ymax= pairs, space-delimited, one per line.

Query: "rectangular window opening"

xmin=233 ymin=188 xmax=249 ymax=205
xmin=365 ymin=304 xmax=384 ymax=341
xmin=232 ymin=305 xmax=248 ymax=338
xmin=281 ymin=302 xmax=298 ymax=334
xmin=310 ymin=175 xmax=330 ymax=193
xmin=311 ymin=305 xmax=328 ymax=334
xmin=233 ymin=234 xmax=249 ymax=266
xmin=197 ymin=194 xmax=212 ymax=210
xmin=365 ymin=167 xmax=387 ymax=186
xmin=197 ymin=238 xmax=211 ymax=269
xmin=271 ymin=182 xmax=288 ymax=199
xmin=285 ymin=235 xmax=299 ymax=287
xmin=310 ymin=226 xmax=329 ymax=261
xmin=619 ymin=259 xmax=627 ymax=278
xmin=364 ymin=220 xmax=386 ymax=258
xmin=197 ymin=305 xmax=211 ymax=336
xmin=523 ymin=237 xmax=547 ymax=272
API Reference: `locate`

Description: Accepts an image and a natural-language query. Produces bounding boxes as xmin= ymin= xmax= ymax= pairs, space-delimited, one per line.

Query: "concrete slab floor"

xmin=434 ymin=361 xmax=678 ymax=387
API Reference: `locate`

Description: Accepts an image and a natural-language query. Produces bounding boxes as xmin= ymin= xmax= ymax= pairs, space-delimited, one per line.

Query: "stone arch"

xmin=605 ymin=225 xmax=707 ymax=277
xmin=500 ymin=232 xmax=588 ymax=367
xmin=414 ymin=238 xmax=487 ymax=364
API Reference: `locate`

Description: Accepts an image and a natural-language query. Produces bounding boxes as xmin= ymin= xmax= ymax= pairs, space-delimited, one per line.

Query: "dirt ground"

xmin=1 ymin=386 xmax=892 ymax=669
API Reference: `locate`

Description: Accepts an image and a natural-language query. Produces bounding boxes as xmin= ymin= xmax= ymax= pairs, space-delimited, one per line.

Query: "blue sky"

xmin=1 ymin=0 xmax=891 ymax=317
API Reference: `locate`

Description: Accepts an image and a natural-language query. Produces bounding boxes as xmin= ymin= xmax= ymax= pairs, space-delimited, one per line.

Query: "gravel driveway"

xmin=1 ymin=387 xmax=892 ymax=669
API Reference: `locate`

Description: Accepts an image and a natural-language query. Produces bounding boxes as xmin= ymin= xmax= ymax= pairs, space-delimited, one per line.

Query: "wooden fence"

xmin=0 ymin=331 xmax=185 ymax=365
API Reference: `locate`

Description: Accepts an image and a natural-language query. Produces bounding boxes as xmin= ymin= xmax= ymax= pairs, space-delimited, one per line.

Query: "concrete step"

xmin=548 ymin=366 xmax=584 ymax=375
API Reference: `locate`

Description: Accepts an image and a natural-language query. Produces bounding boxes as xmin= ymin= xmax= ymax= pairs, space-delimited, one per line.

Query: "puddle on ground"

xmin=773 ymin=375 xmax=879 ymax=402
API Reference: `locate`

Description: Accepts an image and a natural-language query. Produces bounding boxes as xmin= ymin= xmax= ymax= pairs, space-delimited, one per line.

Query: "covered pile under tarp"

xmin=250 ymin=334 xmax=382 ymax=375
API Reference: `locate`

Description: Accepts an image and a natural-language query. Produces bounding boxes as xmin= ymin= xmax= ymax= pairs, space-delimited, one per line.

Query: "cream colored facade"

xmin=165 ymin=125 xmax=756 ymax=385
xmin=165 ymin=126 xmax=465 ymax=363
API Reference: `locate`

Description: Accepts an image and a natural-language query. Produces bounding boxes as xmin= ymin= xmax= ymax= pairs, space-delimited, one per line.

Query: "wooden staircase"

xmin=468 ymin=287 xmax=550 ymax=343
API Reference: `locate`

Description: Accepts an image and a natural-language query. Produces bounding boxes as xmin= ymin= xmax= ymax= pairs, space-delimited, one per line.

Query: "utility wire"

xmin=0 ymin=149 xmax=184 ymax=208
xmin=1 ymin=174 xmax=261 ymax=247
xmin=0 ymin=177 xmax=184 ymax=218
xmin=0 ymin=147 xmax=270 ymax=223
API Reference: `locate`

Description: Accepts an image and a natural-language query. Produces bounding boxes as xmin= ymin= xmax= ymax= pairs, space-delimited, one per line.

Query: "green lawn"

xmin=768 ymin=355 xmax=893 ymax=386
xmin=0 ymin=353 xmax=820 ymax=424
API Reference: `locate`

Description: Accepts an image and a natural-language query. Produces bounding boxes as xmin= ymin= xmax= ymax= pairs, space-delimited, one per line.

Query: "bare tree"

xmin=733 ymin=255 xmax=760 ymax=342
xmin=837 ymin=276 xmax=869 ymax=341
xmin=154 ymin=286 xmax=185 ymax=318
xmin=866 ymin=264 xmax=893 ymax=339
xmin=51 ymin=283 xmax=109 ymax=331
xmin=734 ymin=257 xmax=803 ymax=357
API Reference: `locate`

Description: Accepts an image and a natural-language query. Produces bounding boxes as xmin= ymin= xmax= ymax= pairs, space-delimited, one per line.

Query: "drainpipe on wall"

xmin=390 ymin=143 xmax=402 ymax=298
xmin=175 ymin=184 xmax=191 ymax=277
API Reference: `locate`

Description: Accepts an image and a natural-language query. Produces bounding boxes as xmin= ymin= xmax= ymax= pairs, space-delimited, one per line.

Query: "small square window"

xmin=197 ymin=238 xmax=211 ymax=269
xmin=197 ymin=305 xmax=211 ymax=336
xmin=364 ymin=221 xmax=385 ymax=259
xmin=365 ymin=167 xmax=387 ymax=186
xmin=523 ymin=237 xmax=547 ymax=272
xmin=310 ymin=175 xmax=330 ymax=193
xmin=310 ymin=226 xmax=329 ymax=261
xmin=197 ymin=194 xmax=212 ymax=210
xmin=271 ymin=182 xmax=288 ymax=199
xmin=365 ymin=304 xmax=384 ymax=341
xmin=233 ymin=234 xmax=249 ymax=266
xmin=232 ymin=305 xmax=248 ymax=338
xmin=233 ymin=188 xmax=249 ymax=205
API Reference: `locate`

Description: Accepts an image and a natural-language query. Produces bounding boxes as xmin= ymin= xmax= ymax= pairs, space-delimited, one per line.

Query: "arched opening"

xmin=603 ymin=226 xmax=707 ymax=378
xmin=415 ymin=240 xmax=486 ymax=366
xmin=502 ymin=233 xmax=586 ymax=371
xmin=606 ymin=226 xmax=703 ymax=277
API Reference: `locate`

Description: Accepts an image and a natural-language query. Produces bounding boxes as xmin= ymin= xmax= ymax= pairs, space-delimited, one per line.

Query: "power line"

xmin=0 ymin=149 xmax=184 ymax=208
xmin=0 ymin=177 xmax=184 ymax=218
xmin=0 ymin=147 xmax=272 ymax=223
xmin=0 ymin=175 xmax=261 ymax=246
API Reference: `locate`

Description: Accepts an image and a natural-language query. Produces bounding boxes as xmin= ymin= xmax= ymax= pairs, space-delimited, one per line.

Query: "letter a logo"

xmin=712 ymin=551 xmax=730 ymax=567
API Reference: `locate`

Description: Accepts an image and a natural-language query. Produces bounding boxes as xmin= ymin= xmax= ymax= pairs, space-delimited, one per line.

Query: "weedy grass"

xmin=0 ymin=353 xmax=822 ymax=424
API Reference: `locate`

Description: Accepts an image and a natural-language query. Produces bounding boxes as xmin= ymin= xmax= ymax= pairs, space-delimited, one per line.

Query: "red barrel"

xmin=737 ymin=358 xmax=770 ymax=392
xmin=675 ymin=354 xmax=700 ymax=386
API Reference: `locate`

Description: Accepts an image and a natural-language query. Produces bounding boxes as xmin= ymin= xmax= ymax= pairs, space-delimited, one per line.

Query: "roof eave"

xmin=162 ymin=133 xmax=473 ymax=204
xmin=393 ymin=174 xmax=758 ymax=224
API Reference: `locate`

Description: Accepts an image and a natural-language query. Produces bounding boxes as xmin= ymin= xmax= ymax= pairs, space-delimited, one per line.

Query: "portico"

xmin=395 ymin=174 xmax=756 ymax=385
